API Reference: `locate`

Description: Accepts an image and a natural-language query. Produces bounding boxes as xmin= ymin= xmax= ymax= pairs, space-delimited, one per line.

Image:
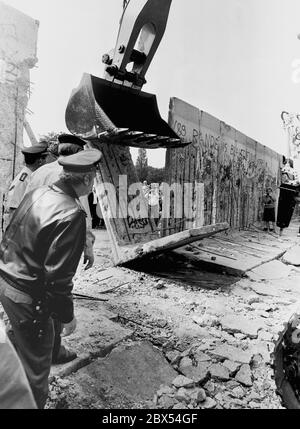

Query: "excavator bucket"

xmin=65 ymin=73 xmax=186 ymax=149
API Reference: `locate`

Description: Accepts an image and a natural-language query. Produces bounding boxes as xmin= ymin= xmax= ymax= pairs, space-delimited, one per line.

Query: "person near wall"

xmin=0 ymin=149 xmax=102 ymax=409
xmin=4 ymin=142 xmax=48 ymax=229
xmin=262 ymin=187 xmax=276 ymax=232
xmin=277 ymin=158 xmax=300 ymax=236
xmin=25 ymin=134 xmax=96 ymax=365
xmin=0 ymin=318 xmax=37 ymax=409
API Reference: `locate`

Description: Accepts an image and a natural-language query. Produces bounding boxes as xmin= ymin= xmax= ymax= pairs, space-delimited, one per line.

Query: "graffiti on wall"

xmin=0 ymin=58 xmax=20 ymax=84
xmin=167 ymin=98 xmax=281 ymax=230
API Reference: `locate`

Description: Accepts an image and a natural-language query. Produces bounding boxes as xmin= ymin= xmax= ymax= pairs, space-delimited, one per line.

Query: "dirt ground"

xmin=44 ymin=221 xmax=300 ymax=410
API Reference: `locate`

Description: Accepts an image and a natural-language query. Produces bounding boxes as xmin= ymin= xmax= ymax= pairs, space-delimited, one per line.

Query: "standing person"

xmin=0 ymin=318 xmax=37 ymax=409
xmin=142 ymin=180 xmax=150 ymax=198
xmin=281 ymin=159 xmax=296 ymax=184
xmin=262 ymin=187 xmax=276 ymax=232
xmin=26 ymin=136 xmax=95 ymax=270
xmin=88 ymin=185 xmax=101 ymax=229
xmin=25 ymin=134 xmax=96 ymax=365
xmin=0 ymin=149 xmax=102 ymax=409
xmin=148 ymin=185 xmax=160 ymax=226
xmin=277 ymin=158 xmax=299 ymax=236
xmin=5 ymin=142 xmax=48 ymax=226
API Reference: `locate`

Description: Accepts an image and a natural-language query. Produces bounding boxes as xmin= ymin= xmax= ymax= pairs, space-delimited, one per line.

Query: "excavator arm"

xmin=103 ymin=0 xmax=172 ymax=90
xmin=65 ymin=0 xmax=187 ymax=149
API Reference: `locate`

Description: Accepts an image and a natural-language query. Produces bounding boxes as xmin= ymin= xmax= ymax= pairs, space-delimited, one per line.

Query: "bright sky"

xmin=3 ymin=0 xmax=300 ymax=167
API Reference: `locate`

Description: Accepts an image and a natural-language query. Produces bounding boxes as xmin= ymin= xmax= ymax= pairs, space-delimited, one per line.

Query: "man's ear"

xmin=83 ymin=174 xmax=89 ymax=186
xmin=83 ymin=174 xmax=93 ymax=187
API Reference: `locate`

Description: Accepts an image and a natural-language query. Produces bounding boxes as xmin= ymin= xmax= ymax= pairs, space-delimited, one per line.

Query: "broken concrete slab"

xmin=158 ymin=395 xmax=177 ymax=409
xmin=248 ymin=260 xmax=292 ymax=281
xmin=173 ymin=229 xmax=295 ymax=278
xmin=220 ymin=314 xmax=265 ymax=339
xmin=247 ymin=283 xmax=282 ymax=298
xmin=118 ymin=223 xmax=229 ymax=266
xmin=74 ymin=266 xmax=135 ymax=296
xmin=282 ymin=245 xmax=300 ymax=267
xmin=209 ymin=345 xmax=253 ymax=364
xmin=235 ymin=364 xmax=253 ymax=387
xmin=175 ymin=388 xmax=191 ymax=404
xmin=59 ymin=304 xmax=132 ymax=357
xmin=179 ymin=357 xmax=193 ymax=371
xmin=200 ymin=397 xmax=217 ymax=409
xmin=165 ymin=351 xmax=181 ymax=366
xmin=187 ymin=388 xmax=207 ymax=404
xmin=223 ymin=360 xmax=241 ymax=375
xmin=157 ymin=385 xmax=175 ymax=397
xmin=179 ymin=362 xmax=211 ymax=385
xmin=230 ymin=287 xmax=257 ymax=301
xmin=209 ymin=364 xmax=231 ymax=381
xmin=193 ymin=351 xmax=212 ymax=363
xmin=51 ymin=303 xmax=133 ymax=379
xmin=230 ymin=386 xmax=246 ymax=399
xmin=172 ymin=375 xmax=195 ymax=389
xmin=60 ymin=341 xmax=178 ymax=409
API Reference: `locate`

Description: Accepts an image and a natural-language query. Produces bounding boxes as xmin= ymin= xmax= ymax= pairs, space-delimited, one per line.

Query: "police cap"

xmin=21 ymin=142 xmax=48 ymax=155
xmin=58 ymin=149 xmax=102 ymax=173
xmin=58 ymin=134 xmax=86 ymax=147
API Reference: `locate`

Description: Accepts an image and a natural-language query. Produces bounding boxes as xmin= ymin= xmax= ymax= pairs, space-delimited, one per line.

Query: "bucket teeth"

xmin=96 ymin=129 xmax=187 ymax=148
xmin=122 ymin=131 xmax=144 ymax=139
xmin=109 ymin=128 xmax=130 ymax=136
xmin=98 ymin=128 xmax=130 ymax=141
xmin=134 ymin=134 xmax=157 ymax=142
xmin=151 ymin=136 xmax=170 ymax=145
xmin=167 ymin=138 xmax=182 ymax=145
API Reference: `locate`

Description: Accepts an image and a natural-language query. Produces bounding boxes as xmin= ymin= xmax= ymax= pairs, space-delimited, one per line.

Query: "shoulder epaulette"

xmin=19 ymin=173 xmax=28 ymax=182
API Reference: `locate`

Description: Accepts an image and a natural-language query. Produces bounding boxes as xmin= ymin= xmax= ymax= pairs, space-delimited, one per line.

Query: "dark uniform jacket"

xmin=0 ymin=180 xmax=86 ymax=323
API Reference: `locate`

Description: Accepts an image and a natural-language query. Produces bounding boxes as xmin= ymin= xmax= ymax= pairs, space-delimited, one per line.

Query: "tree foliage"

xmin=135 ymin=148 xmax=148 ymax=182
xmin=146 ymin=166 xmax=165 ymax=184
xmin=135 ymin=149 xmax=165 ymax=183
xmin=38 ymin=131 xmax=62 ymax=144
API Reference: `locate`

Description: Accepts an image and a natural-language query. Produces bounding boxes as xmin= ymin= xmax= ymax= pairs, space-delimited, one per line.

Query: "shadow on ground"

xmin=124 ymin=252 xmax=240 ymax=291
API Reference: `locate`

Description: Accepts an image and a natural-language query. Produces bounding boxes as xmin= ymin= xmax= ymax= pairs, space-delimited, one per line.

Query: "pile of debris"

xmin=154 ymin=340 xmax=282 ymax=409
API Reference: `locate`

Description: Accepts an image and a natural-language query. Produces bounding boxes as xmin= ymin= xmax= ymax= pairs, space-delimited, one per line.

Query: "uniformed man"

xmin=26 ymin=134 xmax=95 ymax=270
xmin=0 ymin=318 xmax=37 ymax=409
xmin=25 ymin=134 xmax=96 ymax=365
xmin=5 ymin=142 xmax=48 ymax=224
xmin=0 ymin=149 xmax=102 ymax=409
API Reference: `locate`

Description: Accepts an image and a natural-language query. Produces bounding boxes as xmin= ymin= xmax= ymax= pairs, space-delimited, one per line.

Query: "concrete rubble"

xmin=0 ymin=224 xmax=296 ymax=409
